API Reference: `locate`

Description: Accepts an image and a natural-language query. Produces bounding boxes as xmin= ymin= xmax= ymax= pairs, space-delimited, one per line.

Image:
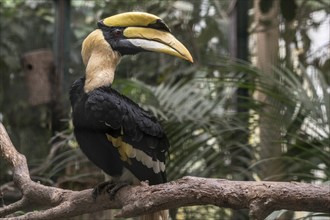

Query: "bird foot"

xmin=92 ymin=180 xmax=113 ymax=200
xmin=92 ymin=181 xmax=129 ymax=200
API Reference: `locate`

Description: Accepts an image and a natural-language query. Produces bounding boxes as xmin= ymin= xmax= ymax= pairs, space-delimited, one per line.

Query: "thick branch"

xmin=0 ymin=124 xmax=30 ymax=189
xmin=1 ymin=123 xmax=329 ymax=220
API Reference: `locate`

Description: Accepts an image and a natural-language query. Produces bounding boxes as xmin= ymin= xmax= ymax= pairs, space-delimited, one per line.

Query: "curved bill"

xmin=123 ymin=27 xmax=193 ymax=63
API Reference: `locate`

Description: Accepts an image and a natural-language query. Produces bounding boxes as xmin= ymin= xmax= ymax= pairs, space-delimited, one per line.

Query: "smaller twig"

xmin=29 ymin=139 xmax=63 ymax=176
xmin=0 ymin=198 xmax=28 ymax=217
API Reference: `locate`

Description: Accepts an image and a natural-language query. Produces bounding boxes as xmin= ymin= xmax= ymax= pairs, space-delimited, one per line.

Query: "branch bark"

xmin=1 ymin=123 xmax=329 ymax=220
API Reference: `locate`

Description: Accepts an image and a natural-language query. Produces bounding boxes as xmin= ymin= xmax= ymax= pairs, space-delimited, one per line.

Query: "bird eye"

xmin=113 ymin=29 xmax=122 ymax=38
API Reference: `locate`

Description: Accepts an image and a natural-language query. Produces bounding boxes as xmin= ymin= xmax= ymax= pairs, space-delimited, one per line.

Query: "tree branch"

xmin=1 ymin=123 xmax=329 ymax=220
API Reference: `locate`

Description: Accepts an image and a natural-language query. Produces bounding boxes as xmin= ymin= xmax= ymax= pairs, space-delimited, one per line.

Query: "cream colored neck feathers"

xmin=81 ymin=29 xmax=121 ymax=93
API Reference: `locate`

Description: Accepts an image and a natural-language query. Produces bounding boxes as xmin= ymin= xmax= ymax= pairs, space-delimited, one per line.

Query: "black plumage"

xmin=70 ymin=77 xmax=169 ymax=185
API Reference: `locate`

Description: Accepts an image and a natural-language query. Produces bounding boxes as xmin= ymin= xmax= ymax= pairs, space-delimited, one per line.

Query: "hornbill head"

xmin=97 ymin=12 xmax=193 ymax=62
xmin=81 ymin=12 xmax=193 ymax=92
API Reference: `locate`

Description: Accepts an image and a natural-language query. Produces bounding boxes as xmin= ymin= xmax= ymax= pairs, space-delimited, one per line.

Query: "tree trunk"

xmin=254 ymin=0 xmax=283 ymax=180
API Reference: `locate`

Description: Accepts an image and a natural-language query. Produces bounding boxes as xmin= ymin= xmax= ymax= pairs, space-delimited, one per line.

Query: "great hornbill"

xmin=70 ymin=12 xmax=193 ymax=219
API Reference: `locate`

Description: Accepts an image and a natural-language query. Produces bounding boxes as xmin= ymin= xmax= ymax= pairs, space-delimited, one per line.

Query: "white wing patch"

xmin=106 ymin=134 xmax=166 ymax=173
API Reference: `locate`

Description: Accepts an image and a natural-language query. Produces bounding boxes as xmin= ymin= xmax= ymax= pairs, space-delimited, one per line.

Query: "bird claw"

xmin=92 ymin=180 xmax=114 ymax=200
xmin=106 ymin=181 xmax=129 ymax=199
xmin=92 ymin=181 xmax=129 ymax=200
